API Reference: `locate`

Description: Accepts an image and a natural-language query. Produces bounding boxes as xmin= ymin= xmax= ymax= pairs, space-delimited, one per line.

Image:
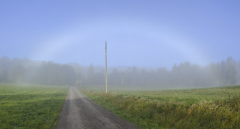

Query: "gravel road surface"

xmin=57 ymin=86 xmax=137 ymax=129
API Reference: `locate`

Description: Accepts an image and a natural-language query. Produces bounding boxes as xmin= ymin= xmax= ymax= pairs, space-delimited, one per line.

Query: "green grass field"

xmin=0 ymin=84 xmax=68 ymax=129
xmin=81 ymin=85 xmax=240 ymax=129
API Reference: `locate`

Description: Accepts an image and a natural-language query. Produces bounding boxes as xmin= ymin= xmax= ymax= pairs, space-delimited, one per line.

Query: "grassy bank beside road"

xmin=0 ymin=84 xmax=68 ymax=129
xmin=80 ymin=85 xmax=240 ymax=129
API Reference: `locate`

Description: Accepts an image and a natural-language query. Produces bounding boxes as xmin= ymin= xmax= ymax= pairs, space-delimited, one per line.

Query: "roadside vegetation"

xmin=0 ymin=84 xmax=68 ymax=129
xmin=81 ymin=85 xmax=240 ymax=129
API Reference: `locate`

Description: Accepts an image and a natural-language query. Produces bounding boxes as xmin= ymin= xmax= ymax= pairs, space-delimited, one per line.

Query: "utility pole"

xmin=105 ymin=41 xmax=108 ymax=93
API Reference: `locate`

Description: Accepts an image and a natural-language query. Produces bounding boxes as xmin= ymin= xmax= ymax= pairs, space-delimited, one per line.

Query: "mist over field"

xmin=1 ymin=56 xmax=239 ymax=89
xmin=1 ymin=1 xmax=240 ymax=90
xmin=1 ymin=1 xmax=240 ymax=128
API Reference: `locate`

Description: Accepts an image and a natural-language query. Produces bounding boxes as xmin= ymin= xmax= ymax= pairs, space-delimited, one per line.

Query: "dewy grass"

xmin=0 ymin=84 xmax=68 ymax=129
xmin=80 ymin=85 xmax=240 ymax=129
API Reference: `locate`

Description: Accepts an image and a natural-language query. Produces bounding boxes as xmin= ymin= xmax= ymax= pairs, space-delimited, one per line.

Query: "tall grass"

xmin=81 ymin=85 xmax=240 ymax=129
xmin=0 ymin=84 xmax=68 ymax=129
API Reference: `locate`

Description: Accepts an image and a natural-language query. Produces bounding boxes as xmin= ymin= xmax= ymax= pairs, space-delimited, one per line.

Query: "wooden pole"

xmin=105 ymin=41 xmax=108 ymax=93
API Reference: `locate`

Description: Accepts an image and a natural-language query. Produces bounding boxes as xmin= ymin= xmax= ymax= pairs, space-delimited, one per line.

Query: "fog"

xmin=0 ymin=56 xmax=239 ymax=90
xmin=1 ymin=1 xmax=240 ymax=90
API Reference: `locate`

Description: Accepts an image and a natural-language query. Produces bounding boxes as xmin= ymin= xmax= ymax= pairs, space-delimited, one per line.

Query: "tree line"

xmin=0 ymin=56 xmax=240 ymax=87
xmin=0 ymin=57 xmax=76 ymax=85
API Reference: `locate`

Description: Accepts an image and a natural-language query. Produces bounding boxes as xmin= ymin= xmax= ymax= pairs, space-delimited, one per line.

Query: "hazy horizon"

xmin=1 ymin=55 xmax=240 ymax=71
xmin=0 ymin=56 xmax=239 ymax=89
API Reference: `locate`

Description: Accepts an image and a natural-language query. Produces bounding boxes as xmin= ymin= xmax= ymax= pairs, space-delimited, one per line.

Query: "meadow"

xmin=81 ymin=85 xmax=240 ymax=129
xmin=0 ymin=84 xmax=68 ymax=129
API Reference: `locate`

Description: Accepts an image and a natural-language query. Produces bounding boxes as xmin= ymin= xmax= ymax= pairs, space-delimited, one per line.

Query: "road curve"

xmin=57 ymin=86 xmax=137 ymax=129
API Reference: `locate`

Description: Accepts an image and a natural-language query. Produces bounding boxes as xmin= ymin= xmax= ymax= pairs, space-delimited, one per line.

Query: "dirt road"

xmin=56 ymin=86 xmax=137 ymax=129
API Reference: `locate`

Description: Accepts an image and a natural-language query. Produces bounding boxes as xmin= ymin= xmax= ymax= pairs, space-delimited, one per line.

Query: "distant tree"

xmin=121 ymin=71 xmax=125 ymax=86
xmin=110 ymin=68 xmax=119 ymax=85
xmin=220 ymin=60 xmax=226 ymax=85
xmin=87 ymin=63 xmax=94 ymax=85
xmin=12 ymin=65 xmax=25 ymax=83
xmin=237 ymin=61 xmax=240 ymax=84
xmin=226 ymin=57 xmax=237 ymax=85
xmin=60 ymin=64 xmax=76 ymax=86
xmin=131 ymin=66 xmax=138 ymax=85
xmin=172 ymin=63 xmax=178 ymax=85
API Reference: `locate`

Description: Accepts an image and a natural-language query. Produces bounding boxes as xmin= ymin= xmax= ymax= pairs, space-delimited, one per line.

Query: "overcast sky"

xmin=0 ymin=0 xmax=239 ymax=69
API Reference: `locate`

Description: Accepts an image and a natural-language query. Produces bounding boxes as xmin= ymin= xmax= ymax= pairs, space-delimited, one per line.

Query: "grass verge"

xmin=0 ymin=84 xmax=68 ymax=129
xmin=80 ymin=85 xmax=240 ymax=129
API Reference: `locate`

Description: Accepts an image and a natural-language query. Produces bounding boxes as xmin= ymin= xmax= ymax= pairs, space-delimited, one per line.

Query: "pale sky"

xmin=0 ymin=0 xmax=240 ymax=69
